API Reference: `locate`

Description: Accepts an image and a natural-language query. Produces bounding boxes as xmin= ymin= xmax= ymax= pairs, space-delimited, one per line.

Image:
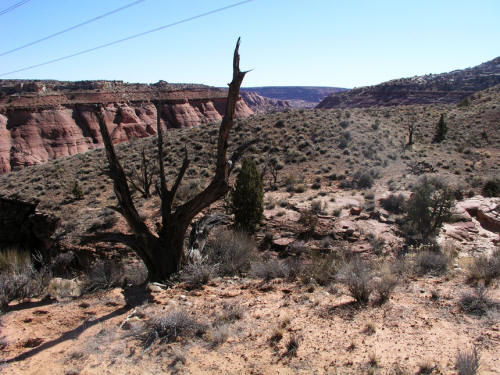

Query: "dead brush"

xmin=466 ymin=249 xmax=500 ymax=286
xmin=140 ymin=309 xmax=205 ymax=350
xmin=250 ymin=258 xmax=286 ymax=281
xmin=458 ymin=287 xmax=492 ymax=316
xmin=213 ymin=303 xmax=244 ymax=327
xmin=414 ymin=250 xmax=450 ymax=276
xmin=268 ymin=328 xmax=284 ymax=346
xmin=180 ymin=262 xmax=218 ymax=289
xmin=372 ymin=264 xmax=398 ymax=304
xmin=283 ymin=334 xmax=300 ymax=357
xmin=205 ymin=230 xmax=253 ymax=276
xmin=300 ymin=251 xmax=341 ymax=286
xmin=0 ymin=248 xmax=51 ymax=310
xmin=456 ymin=346 xmax=480 ymax=375
xmin=207 ymin=325 xmax=230 ymax=348
xmin=337 ymin=257 xmax=373 ymax=304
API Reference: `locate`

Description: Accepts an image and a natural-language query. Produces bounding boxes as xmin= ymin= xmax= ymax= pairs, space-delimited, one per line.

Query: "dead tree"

xmin=259 ymin=153 xmax=280 ymax=191
xmin=91 ymin=38 xmax=250 ymax=281
xmin=407 ymin=115 xmax=416 ymax=147
xmin=126 ymin=147 xmax=156 ymax=198
xmin=407 ymin=122 xmax=415 ymax=147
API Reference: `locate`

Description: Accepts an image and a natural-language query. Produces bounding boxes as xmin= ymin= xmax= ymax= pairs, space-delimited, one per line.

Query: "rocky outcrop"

xmin=317 ymin=56 xmax=500 ymax=108
xmin=0 ymin=82 xmax=253 ymax=173
xmin=455 ymin=196 xmax=500 ymax=232
xmin=0 ymin=196 xmax=60 ymax=255
xmin=240 ymin=91 xmax=291 ymax=113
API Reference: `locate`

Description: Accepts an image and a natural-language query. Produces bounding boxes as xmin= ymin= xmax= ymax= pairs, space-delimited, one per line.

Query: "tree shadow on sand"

xmin=2 ymin=285 xmax=152 ymax=364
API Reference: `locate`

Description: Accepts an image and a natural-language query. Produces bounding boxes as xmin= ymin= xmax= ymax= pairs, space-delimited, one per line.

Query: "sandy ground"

xmin=1 ymin=272 xmax=499 ymax=375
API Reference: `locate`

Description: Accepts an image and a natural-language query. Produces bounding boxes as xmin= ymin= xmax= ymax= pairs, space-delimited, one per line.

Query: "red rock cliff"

xmin=0 ymin=82 xmax=252 ymax=173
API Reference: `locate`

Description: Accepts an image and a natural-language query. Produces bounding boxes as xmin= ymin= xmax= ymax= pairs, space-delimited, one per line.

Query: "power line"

xmin=0 ymin=0 xmax=255 ymax=78
xmin=0 ymin=0 xmax=31 ymax=16
xmin=0 ymin=0 xmax=147 ymax=57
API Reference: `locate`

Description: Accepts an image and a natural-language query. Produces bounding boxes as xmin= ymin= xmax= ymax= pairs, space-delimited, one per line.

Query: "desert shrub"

xmin=458 ymin=287 xmax=491 ymax=316
xmin=250 ymin=259 xmax=285 ymax=281
xmin=310 ymin=200 xmax=324 ymax=214
xmin=0 ymin=248 xmax=31 ymax=272
xmin=467 ymin=249 xmax=500 ymax=286
xmin=366 ymin=233 xmax=385 ymax=255
xmin=457 ymin=97 xmax=471 ymax=108
xmin=142 ymin=309 xmax=205 ymax=348
xmin=281 ymin=256 xmax=304 ymax=281
xmin=231 ymin=158 xmax=263 ymax=233
xmin=301 ymin=252 xmax=341 ymax=286
xmin=284 ymin=335 xmax=300 ymax=357
xmin=274 ymin=120 xmax=285 ymax=128
xmin=205 ymin=230 xmax=253 ymax=276
xmin=298 ymin=210 xmax=318 ymax=234
xmin=214 ymin=303 xmax=244 ymax=326
xmin=311 ymin=181 xmax=321 ymax=190
xmin=0 ymin=249 xmax=50 ymax=310
xmin=176 ymin=179 xmax=202 ymax=203
xmin=456 ymin=346 xmax=480 ymax=375
xmin=87 ymin=208 xmax=118 ymax=232
xmin=81 ymin=259 xmax=124 ymax=292
xmin=338 ymin=179 xmax=353 ymax=189
xmin=482 ymin=178 xmax=500 ymax=197
xmin=71 ymin=180 xmax=83 ymax=200
xmin=208 ymin=325 xmax=230 ymax=348
xmin=337 ymin=258 xmax=373 ymax=304
xmin=284 ymin=174 xmax=296 ymax=191
xmin=373 ymin=265 xmax=397 ymax=304
xmin=50 ymin=251 xmax=78 ymax=277
xmin=414 ymin=250 xmax=449 ymax=276
xmin=380 ymin=193 xmax=406 ymax=214
xmin=278 ymin=199 xmax=288 ymax=208
xmin=294 ymin=183 xmax=306 ymax=193
xmin=405 ymin=176 xmax=454 ymax=243
xmin=338 ymin=132 xmax=350 ymax=149
xmin=180 ymin=263 xmax=218 ymax=289
xmin=364 ymin=191 xmax=375 ymax=200
xmin=352 ymin=169 xmax=376 ymax=189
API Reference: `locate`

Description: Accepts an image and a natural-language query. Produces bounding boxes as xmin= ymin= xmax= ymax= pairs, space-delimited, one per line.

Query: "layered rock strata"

xmin=0 ymin=85 xmax=252 ymax=173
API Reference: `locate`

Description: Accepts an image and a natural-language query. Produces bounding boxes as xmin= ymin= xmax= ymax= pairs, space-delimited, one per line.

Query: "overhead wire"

xmin=0 ymin=0 xmax=147 ymax=57
xmin=0 ymin=0 xmax=31 ymax=16
xmin=0 ymin=0 xmax=255 ymax=78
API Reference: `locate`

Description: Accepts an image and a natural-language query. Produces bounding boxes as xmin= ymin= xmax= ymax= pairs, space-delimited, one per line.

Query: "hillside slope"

xmin=317 ymin=57 xmax=500 ymax=108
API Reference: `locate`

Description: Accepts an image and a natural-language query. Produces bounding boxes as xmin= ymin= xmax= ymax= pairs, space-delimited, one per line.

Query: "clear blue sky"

xmin=0 ymin=0 xmax=498 ymax=88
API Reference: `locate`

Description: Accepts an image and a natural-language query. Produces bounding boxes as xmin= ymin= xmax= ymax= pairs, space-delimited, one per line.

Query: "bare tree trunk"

xmin=90 ymin=38 xmax=250 ymax=282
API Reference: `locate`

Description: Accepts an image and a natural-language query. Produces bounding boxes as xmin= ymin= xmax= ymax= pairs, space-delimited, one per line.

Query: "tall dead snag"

xmin=93 ymin=38 xmax=249 ymax=281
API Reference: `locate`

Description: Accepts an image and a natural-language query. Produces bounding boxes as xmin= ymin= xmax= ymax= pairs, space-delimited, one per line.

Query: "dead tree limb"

xmin=126 ymin=147 xmax=156 ymax=198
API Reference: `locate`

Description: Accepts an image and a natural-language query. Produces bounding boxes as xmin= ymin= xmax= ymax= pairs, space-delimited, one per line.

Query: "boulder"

xmin=350 ymin=206 xmax=362 ymax=215
xmin=0 ymin=196 xmax=60 ymax=256
xmin=456 ymin=197 xmax=500 ymax=232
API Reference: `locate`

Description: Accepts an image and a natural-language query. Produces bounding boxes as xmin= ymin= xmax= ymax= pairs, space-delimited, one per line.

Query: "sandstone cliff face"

xmin=243 ymin=86 xmax=347 ymax=108
xmin=239 ymin=91 xmax=291 ymax=113
xmin=0 ymin=97 xmax=252 ymax=173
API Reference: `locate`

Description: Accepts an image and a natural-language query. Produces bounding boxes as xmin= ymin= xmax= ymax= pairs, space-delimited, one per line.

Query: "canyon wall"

xmin=0 ymin=86 xmax=252 ymax=173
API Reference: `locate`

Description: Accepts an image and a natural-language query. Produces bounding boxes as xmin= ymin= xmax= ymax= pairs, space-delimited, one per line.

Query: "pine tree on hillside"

xmin=231 ymin=158 xmax=263 ymax=233
xmin=433 ymin=113 xmax=448 ymax=143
